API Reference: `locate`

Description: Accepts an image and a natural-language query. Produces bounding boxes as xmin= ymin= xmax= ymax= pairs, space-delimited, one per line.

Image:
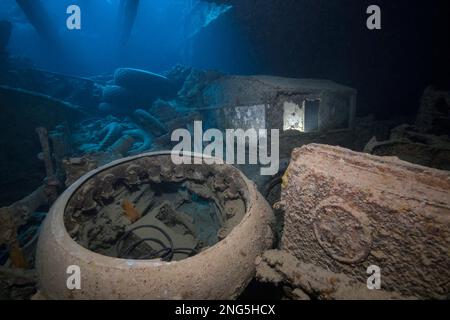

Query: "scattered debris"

xmin=0 ymin=266 xmax=36 ymax=300
xmin=0 ymin=55 xmax=448 ymax=301
xmin=35 ymin=127 xmax=59 ymax=202
xmin=8 ymin=242 xmax=28 ymax=269
xmin=255 ymin=250 xmax=411 ymax=300
xmin=364 ymin=124 xmax=450 ymax=171
xmin=0 ymin=187 xmax=49 ymax=268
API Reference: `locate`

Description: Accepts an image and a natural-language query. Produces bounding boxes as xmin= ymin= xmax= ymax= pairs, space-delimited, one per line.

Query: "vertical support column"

xmin=118 ymin=0 xmax=140 ymax=46
xmin=15 ymin=0 xmax=61 ymax=48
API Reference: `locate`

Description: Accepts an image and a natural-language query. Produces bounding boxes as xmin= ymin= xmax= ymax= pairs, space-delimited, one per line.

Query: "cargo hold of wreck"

xmin=0 ymin=0 xmax=449 ymax=301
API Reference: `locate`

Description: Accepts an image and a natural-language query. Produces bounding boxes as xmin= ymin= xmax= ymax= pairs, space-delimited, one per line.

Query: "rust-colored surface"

xmin=280 ymin=144 xmax=450 ymax=299
xmin=9 ymin=242 xmax=28 ymax=269
xmin=122 ymin=198 xmax=141 ymax=223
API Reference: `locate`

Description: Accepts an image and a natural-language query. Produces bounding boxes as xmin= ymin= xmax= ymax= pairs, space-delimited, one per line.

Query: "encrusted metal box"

xmin=202 ymin=75 xmax=357 ymax=133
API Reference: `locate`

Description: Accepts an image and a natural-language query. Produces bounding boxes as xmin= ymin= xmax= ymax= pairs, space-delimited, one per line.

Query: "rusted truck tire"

xmin=36 ymin=152 xmax=274 ymax=300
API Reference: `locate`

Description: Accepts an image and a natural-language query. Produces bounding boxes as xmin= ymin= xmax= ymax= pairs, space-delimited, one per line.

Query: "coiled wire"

xmin=115 ymin=225 xmax=197 ymax=261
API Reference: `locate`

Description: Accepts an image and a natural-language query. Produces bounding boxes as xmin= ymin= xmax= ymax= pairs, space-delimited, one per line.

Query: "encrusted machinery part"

xmin=280 ymin=144 xmax=450 ymax=299
xmin=0 ymin=85 xmax=83 ymax=206
xmin=255 ymin=250 xmax=409 ymax=300
xmin=35 ymin=152 xmax=275 ymax=300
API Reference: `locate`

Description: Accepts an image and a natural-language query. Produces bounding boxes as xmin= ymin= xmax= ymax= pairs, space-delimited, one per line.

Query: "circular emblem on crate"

xmin=313 ymin=198 xmax=372 ymax=264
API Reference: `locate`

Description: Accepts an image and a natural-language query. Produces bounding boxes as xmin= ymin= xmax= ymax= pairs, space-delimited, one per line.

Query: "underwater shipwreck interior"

xmin=0 ymin=0 xmax=449 ymax=301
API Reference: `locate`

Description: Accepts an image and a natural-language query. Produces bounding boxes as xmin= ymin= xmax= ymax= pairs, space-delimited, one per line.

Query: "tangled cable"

xmin=115 ymin=225 xmax=197 ymax=261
